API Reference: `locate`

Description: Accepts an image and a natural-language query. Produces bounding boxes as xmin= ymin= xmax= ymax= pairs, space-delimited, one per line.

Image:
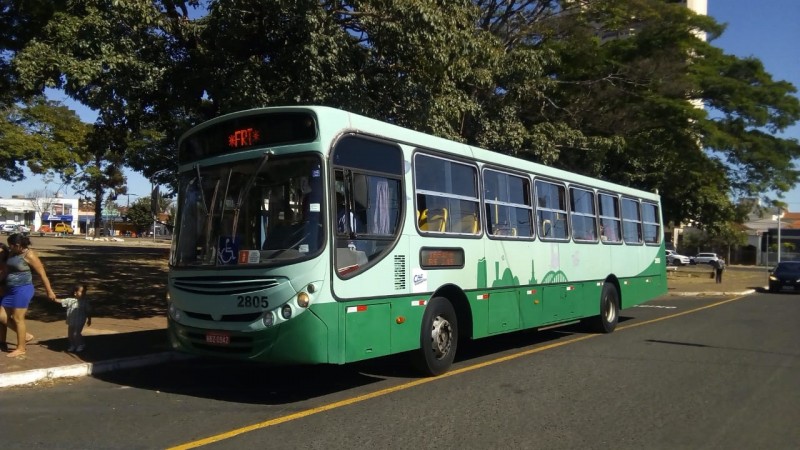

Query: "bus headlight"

xmin=262 ymin=311 xmax=274 ymax=327
xmin=168 ymin=303 xmax=182 ymax=322
xmin=297 ymin=292 xmax=310 ymax=308
xmin=281 ymin=304 xmax=293 ymax=320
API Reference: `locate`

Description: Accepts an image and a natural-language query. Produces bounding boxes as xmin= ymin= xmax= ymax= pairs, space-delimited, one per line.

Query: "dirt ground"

xmin=22 ymin=236 xmax=170 ymax=324
xmin=667 ymin=264 xmax=770 ymax=293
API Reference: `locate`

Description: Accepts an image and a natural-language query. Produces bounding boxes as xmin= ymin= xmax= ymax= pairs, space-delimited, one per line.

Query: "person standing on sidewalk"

xmin=0 ymin=242 xmax=35 ymax=352
xmin=54 ymin=283 xmax=91 ymax=352
xmin=0 ymin=233 xmax=57 ymax=357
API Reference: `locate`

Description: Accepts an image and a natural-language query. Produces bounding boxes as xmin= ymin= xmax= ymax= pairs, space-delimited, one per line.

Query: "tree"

xmin=708 ymin=222 xmax=748 ymax=263
xmin=25 ymin=187 xmax=58 ymax=221
xmin=125 ymin=197 xmax=154 ymax=234
xmin=0 ymin=0 xmax=62 ymax=107
xmin=0 ymin=96 xmax=91 ymax=182
xmin=7 ymin=0 xmax=800 ymax=231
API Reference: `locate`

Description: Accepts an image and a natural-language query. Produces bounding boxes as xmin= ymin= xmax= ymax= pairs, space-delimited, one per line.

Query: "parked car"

xmin=14 ymin=224 xmax=31 ymax=235
xmin=665 ymin=249 xmax=691 ymax=266
xmin=690 ymin=252 xmax=720 ymax=265
xmin=768 ymin=261 xmax=800 ymax=292
xmin=53 ymin=222 xmax=74 ymax=234
xmin=1 ymin=223 xmax=17 ymax=234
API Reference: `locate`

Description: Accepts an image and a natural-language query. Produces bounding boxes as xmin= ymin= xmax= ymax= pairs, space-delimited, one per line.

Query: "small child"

xmin=57 ymin=283 xmax=92 ymax=352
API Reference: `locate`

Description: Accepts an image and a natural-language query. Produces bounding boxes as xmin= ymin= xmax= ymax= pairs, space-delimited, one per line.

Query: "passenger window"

xmin=570 ymin=187 xmax=597 ymax=242
xmin=535 ymin=180 xmax=568 ymax=240
xmin=621 ymin=197 xmax=643 ymax=244
xmin=483 ymin=169 xmax=533 ymax=238
xmin=642 ymin=202 xmax=660 ymax=245
xmin=598 ymin=193 xmax=622 ymax=243
xmin=414 ymin=154 xmax=480 ymax=236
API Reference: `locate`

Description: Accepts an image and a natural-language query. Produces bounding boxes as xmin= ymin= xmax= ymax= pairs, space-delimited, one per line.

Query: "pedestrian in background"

xmin=0 ymin=233 xmax=57 ymax=357
xmin=55 ymin=283 xmax=91 ymax=352
xmin=714 ymin=258 xmax=726 ymax=284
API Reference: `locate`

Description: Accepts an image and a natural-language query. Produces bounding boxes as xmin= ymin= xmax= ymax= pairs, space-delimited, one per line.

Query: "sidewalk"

xmin=0 ymin=315 xmax=190 ymax=388
xmin=0 ymin=265 xmax=768 ymax=388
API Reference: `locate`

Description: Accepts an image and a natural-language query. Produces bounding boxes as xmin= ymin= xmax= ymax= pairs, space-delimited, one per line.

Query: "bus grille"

xmin=184 ymin=311 xmax=263 ymax=322
xmin=172 ymin=275 xmax=280 ymax=295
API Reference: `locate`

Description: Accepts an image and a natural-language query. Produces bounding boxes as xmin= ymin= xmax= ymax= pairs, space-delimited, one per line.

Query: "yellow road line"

xmin=169 ymin=294 xmax=748 ymax=449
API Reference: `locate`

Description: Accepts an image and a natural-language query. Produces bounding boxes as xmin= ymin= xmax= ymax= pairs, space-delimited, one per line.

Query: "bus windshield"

xmin=172 ymin=154 xmax=324 ymax=267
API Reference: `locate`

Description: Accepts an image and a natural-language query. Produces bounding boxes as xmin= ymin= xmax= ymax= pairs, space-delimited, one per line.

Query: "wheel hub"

xmin=604 ymin=299 xmax=616 ymax=322
xmin=430 ymin=315 xmax=452 ymax=359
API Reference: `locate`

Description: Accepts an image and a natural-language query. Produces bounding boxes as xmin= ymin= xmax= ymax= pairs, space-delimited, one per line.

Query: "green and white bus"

xmin=167 ymin=106 xmax=667 ymax=375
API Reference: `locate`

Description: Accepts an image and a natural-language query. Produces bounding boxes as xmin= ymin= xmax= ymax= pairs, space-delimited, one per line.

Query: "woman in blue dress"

xmin=0 ymin=233 xmax=57 ymax=357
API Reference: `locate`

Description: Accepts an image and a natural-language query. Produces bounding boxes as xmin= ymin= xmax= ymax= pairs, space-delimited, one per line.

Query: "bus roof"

xmin=179 ymin=105 xmax=660 ymax=202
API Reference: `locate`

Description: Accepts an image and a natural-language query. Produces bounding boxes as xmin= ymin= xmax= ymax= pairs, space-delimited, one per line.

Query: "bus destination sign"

xmin=228 ymin=127 xmax=261 ymax=149
xmin=420 ymin=248 xmax=465 ymax=269
xmin=179 ymin=111 xmax=317 ymax=164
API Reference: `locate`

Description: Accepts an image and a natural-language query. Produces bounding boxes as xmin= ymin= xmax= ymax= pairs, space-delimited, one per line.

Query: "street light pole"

xmin=150 ymin=169 xmax=169 ymax=242
xmin=125 ymin=193 xmax=139 ymax=209
xmin=777 ymin=211 xmax=783 ymax=263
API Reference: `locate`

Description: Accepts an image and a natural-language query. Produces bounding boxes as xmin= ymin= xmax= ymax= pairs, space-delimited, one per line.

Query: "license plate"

xmin=205 ymin=332 xmax=230 ymax=345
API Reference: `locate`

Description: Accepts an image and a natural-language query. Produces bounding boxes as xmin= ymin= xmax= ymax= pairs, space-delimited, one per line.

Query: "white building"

xmin=0 ymin=195 xmax=79 ymax=234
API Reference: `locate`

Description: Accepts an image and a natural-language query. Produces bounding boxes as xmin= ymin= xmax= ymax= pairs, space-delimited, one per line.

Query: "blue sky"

xmin=2 ymin=0 xmax=799 ymax=209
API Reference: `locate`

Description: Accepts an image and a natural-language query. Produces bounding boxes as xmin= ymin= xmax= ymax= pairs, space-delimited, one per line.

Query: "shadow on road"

xmin=91 ymin=318 xmax=628 ymax=405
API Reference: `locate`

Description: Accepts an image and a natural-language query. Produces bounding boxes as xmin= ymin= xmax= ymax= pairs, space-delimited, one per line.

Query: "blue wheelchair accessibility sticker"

xmin=217 ymin=236 xmax=240 ymax=265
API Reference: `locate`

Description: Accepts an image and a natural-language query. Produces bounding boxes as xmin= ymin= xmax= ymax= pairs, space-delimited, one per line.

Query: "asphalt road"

xmin=3 ymin=291 xmax=799 ymax=449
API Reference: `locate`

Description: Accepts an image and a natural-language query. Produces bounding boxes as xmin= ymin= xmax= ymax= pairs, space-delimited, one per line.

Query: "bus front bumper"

xmin=167 ymin=307 xmax=331 ymax=365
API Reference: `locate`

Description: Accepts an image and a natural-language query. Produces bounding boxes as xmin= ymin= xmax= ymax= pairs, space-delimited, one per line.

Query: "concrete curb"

xmin=669 ymin=288 xmax=759 ymax=297
xmin=0 ymin=351 xmax=194 ymax=388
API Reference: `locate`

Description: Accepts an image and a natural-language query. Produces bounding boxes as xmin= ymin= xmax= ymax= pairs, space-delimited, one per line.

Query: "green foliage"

xmin=0 ymin=96 xmax=90 ymax=181
xmin=125 ymin=197 xmax=154 ymax=233
xmin=708 ymin=222 xmax=748 ymax=249
xmin=679 ymin=229 xmax=706 ymax=255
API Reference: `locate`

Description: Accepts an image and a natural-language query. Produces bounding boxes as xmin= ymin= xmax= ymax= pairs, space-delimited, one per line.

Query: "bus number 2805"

xmin=237 ymin=295 xmax=269 ymax=308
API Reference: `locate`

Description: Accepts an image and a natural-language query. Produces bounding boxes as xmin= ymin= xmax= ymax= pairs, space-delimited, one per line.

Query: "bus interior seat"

xmin=458 ymin=214 xmax=478 ymax=234
xmin=494 ymin=224 xmax=517 ymax=236
xmin=419 ymin=208 xmax=448 ymax=232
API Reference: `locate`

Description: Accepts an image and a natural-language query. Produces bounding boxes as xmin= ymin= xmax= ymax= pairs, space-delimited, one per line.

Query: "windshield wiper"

xmin=231 ymin=152 xmax=270 ymax=234
xmin=202 ymin=179 xmax=221 ymax=264
xmin=195 ymin=165 xmax=209 ymax=216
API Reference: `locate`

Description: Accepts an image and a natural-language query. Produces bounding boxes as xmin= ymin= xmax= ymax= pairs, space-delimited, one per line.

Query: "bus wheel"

xmin=412 ymin=297 xmax=458 ymax=376
xmin=585 ymin=283 xmax=619 ymax=334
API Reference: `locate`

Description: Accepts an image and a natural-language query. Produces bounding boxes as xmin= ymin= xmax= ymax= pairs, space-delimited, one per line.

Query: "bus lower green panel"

xmin=388 ymin=298 xmax=427 ymax=355
xmin=573 ymin=281 xmax=604 ymax=319
xmin=345 ymin=303 xmax=391 ymax=362
xmin=467 ymin=294 xmax=490 ymax=338
xmin=619 ymin=275 xmax=665 ymax=309
xmin=542 ymin=285 xmax=570 ymax=324
xmin=519 ymin=287 xmax=543 ymax=329
xmin=488 ymin=290 xmax=520 ymax=334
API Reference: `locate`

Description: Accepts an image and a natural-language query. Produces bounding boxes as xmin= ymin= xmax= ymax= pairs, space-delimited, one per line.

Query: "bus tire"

xmin=586 ymin=283 xmax=619 ymax=334
xmin=412 ymin=297 xmax=458 ymax=376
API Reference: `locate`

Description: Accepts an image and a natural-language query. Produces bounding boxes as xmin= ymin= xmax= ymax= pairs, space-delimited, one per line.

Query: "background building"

xmin=0 ymin=195 xmax=79 ymax=234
